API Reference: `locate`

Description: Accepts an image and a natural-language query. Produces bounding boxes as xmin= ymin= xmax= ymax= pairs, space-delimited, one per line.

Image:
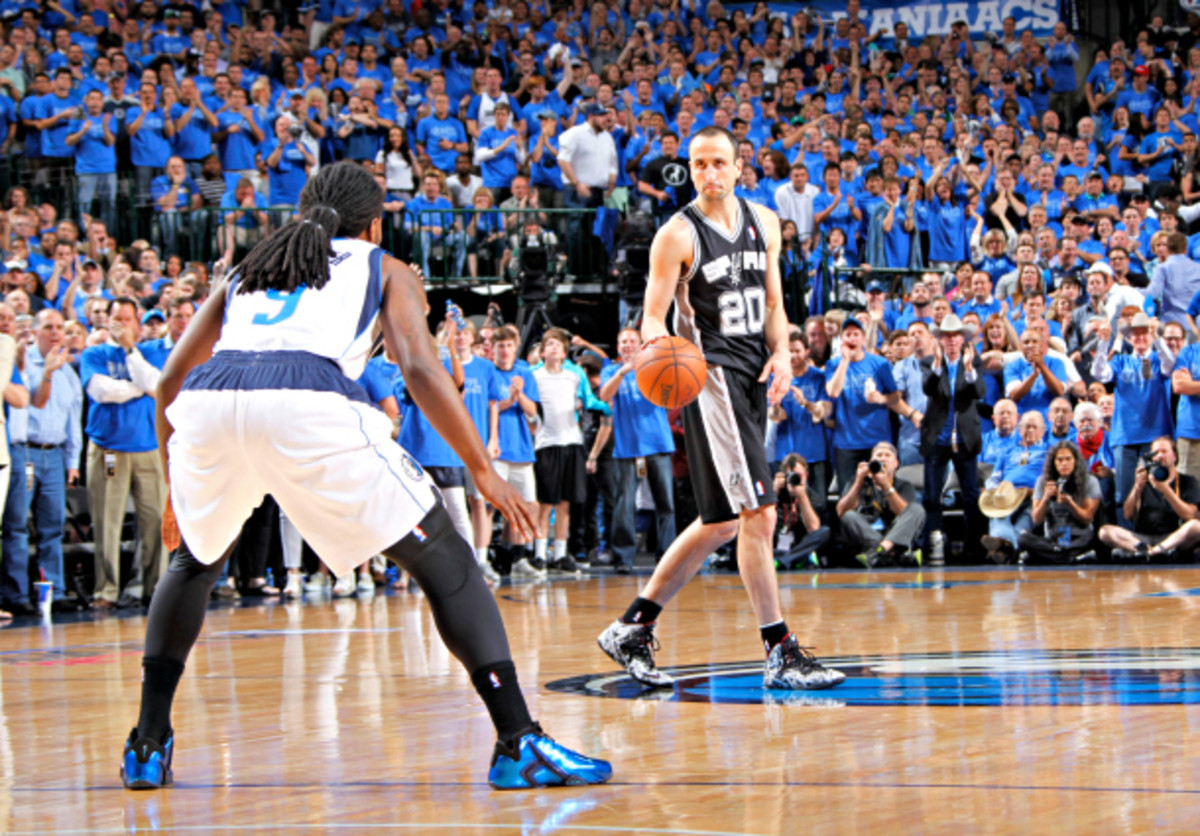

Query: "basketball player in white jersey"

xmin=598 ymin=127 xmax=845 ymax=690
xmin=120 ymin=162 xmax=611 ymax=791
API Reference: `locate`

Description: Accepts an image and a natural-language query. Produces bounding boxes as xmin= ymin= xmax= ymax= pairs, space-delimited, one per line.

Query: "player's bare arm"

xmin=757 ymin=206 xmax=791 ymax=405
xmin=380 ymin=254 xmax=536 ymax=541
xmin=641 ymin=216 xmax=692 ymax=343
xmin=154 ymin=278 xmax=231 ymax=473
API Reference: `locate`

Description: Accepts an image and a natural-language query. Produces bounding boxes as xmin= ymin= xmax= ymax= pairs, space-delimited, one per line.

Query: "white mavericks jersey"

xmin=214 ymin=237 xmax=383 ymax=381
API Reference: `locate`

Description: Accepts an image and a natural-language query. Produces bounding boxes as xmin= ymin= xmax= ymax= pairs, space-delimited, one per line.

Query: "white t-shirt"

xmin=531 ymin=365 xmax=584 ymax=449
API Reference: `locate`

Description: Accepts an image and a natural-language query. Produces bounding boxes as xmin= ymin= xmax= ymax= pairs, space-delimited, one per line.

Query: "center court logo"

xmin=546 ymin=648 xmax=1200 ymax=706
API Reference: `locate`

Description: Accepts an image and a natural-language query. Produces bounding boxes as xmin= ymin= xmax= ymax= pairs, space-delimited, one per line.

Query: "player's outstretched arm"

xmin=155 ymin=280 xmax=231 ymax=474
xmin=641 ymin=217 xmax=690 ymax=343
xmin=379 ymin=254 xmax=536 ymax=541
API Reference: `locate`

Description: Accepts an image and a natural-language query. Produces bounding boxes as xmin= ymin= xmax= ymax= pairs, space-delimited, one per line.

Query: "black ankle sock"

xmin=621 ymin=596 xmax=662 ymax=625
xmin=137 ymin=657 xmax=186 ymax=742
xmin=760 ymin=621 xmax=789 ymax=652
xmin=471 ymin=660 xmax=534 ymax=747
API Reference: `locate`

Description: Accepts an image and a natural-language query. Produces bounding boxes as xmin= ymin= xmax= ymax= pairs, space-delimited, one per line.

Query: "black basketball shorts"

xmin=682 ymin=365 xmax=776 ymax=524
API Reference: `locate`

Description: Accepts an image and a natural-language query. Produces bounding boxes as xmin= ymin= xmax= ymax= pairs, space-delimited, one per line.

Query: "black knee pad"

xmin=382 ymin=504 xmax=477 ymax=597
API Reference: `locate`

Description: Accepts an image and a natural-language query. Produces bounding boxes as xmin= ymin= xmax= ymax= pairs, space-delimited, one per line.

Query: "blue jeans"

xmin=417 ymin=230 xmax=466 ymax=278
xmin=1 ymin=443 xmax=29 ymax=607
xmin=611 ymin=454 xmax=675 ymax=569
xmin=989 ymin=503 xmax=1034 ymax=549
xmin=1115 ymin=442 xmax=1154 ymax=529
xmin=157 ymin=211 xmax=185 ymax=258
xmin=77 ymin=171 xmax=117 ymax=233
xmin=27 ymin=445 xmax=66 ymax=600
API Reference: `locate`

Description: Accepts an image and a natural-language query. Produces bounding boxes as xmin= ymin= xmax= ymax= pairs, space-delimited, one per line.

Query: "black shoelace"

xmin=624 ymin=626 xmax=660 ymax=664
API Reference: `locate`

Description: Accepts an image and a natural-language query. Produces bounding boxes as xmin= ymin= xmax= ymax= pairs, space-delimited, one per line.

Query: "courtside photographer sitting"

xmin=773 ymin=453 xmax=830 ymax=570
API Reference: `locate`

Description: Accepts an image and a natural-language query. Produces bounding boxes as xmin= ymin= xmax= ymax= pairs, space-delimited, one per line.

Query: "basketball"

xmin=635 ymin=336 xmax=707 ymax=409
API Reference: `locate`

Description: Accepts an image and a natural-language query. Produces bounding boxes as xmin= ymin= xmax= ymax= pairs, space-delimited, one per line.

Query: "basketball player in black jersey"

xmin=598 ymin=127 xmax=846 ymax=690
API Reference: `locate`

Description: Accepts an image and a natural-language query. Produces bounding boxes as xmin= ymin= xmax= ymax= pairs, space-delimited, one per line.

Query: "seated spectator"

xmin=773 ymin=454 xmax=831 ymax=569
xmin=981 ymin=410 xmax=1049 ymax=563
xmin=1003 ymin=326 xmax=1068 ymax=417
xmin=149 ymin=156 xmax=202 ymax=258
xmin=465 ymin=188 xmax=506 ymax=278
xmin=836 ymin=440 xmax=925 ymax=569
xmin=1100 ymin=436 xmax=1200 ymax=560
xmin=1047 ymin=397 xmax=1076 ymax=444
xmin=1018 ymin=441 xmax=1101 ymax=563
xmin=408 ymin=171 xmax=466 ymax=278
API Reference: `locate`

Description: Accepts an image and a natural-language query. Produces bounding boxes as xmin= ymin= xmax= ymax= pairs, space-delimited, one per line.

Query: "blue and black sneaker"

xmin=487 ymin=723 xmax=612 ymax=790
xmin=121 ymin=727 xmax=174 ymax=790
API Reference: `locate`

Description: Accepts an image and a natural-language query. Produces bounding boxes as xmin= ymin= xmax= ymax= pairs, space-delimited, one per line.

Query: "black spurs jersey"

xmin=673 ymin=197 xmax=770 ymax=377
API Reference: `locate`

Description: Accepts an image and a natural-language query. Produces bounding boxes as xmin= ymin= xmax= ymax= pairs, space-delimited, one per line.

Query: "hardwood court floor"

xmin=7 ymin=567 xmax=1200 ymax=834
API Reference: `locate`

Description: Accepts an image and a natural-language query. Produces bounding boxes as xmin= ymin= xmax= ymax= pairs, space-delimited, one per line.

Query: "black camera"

xmin=287 ymin=123 xmax=304 ymax=139
xmin=787 ymin=473 xmax=803 ymax=488
xmin=868 ymin=460 xmax=883 ymax=475
xmin=1143 ymin=454 xmax=1169 ymax=482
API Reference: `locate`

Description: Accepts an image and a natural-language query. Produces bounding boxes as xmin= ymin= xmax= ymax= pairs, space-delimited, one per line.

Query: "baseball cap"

xmin=842 ymin=315 xmax=866 ymax=332
xmin=1134 ymin=66 xmax=1150 ymax=76
xmin=865 ymin=280 xmax=887 ymax=293
xmin=1087 ymin=262 xmax=1113 ymax=277
xmin=582 ymin=102 xmax=607 ymax=116
xmin=3 ymin=260 xmax=22 ymax=272
xmin=81 ymin=258 xmax=99 ymax=268
xmin=579 ymin=85 xmax=596 ymax=98
xmin=141 ymin=309 xmax=165 ymax=324
xmin=761 ymin=89 xmax=774 ymax=102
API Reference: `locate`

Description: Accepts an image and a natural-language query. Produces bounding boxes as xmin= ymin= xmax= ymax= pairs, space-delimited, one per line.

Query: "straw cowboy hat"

xmin=931 ymin=313 xmax=977 ymax=341
xmin=979 ymin=481 xmax=1030 ymax=518
xmin=1121 ymin=311 xmax=1160 ymax=335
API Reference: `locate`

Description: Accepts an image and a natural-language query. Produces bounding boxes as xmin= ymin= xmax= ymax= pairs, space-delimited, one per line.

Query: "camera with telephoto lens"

xmin=1143 ymin=454 xmax=1169 ymax=482
xmin=868 ymin=460 xmax=883 ymax=475
xmin=787 ymin=473 xmax=804 ymax=488
xmin=287 ymin=123 xmax=303 ymax=138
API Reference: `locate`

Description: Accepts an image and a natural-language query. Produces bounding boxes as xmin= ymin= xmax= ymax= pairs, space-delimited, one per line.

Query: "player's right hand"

xmin=473 ymin=466 xmax=536 ymax=541
xmin=162 ymin=490 xmax=181 ymax=553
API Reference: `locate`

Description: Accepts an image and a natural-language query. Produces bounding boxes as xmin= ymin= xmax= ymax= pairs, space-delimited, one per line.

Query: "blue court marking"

xmin=1143 ymin=588 xmax=1200 ymax=597
xmin=548 ymin=647 xmax=1200 ymax=707
xmin=778 ymin=579 xmax=1061 ymax=590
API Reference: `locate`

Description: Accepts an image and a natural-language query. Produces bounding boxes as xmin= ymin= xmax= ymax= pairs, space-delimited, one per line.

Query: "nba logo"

xmin=412 ymin=526 xmax=428 ymax=543
xmin=748 ymin=226 xmax=756 ymax=241
xmin=755 ymin=481 xmax=764 ymax=496
xmin=489 ymin=672 xmax=501 ymax=689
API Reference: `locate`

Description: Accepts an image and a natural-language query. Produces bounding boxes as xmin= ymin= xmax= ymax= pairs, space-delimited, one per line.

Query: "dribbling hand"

xmin=473 ymin=467 xmax=537 ymax=541
xmin=162 ymin=491 xmax=181 ymax=553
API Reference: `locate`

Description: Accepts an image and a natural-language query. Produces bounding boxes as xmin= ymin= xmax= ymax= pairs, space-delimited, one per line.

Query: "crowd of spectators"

xmin=5 ymin=0 xmax=1200 ymax=614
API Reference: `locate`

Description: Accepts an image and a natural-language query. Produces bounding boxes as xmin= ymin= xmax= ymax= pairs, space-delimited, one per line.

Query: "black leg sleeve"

xmin=142 ymin=539 xmax=236 ymax=664
xmin=382 ymin=504 xmax=513 ymax=672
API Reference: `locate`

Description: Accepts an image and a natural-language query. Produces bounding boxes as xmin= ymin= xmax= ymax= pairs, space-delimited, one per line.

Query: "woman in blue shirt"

xmin=813 ymin=164 xmax=862 ymax=261
xmin=919 ymin=162 xmax=970 ymax=268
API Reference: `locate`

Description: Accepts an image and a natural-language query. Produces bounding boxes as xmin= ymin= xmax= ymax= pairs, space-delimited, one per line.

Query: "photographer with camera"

xmin=1018 ymin=441 xmax=1101 ymax=563
xmin=773 ymin=454 xmax=830 ymax=570
xmin=263 ymin=115 xmax=315 ymax=210
xmin=836 ymin=441 xmax=925 ymax=568
xmin=1100 ymin=437 xmax=1200 ymax=560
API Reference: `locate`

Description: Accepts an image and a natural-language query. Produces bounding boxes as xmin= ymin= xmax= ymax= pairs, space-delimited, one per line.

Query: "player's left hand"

xmin=760 ymin=352 xmax=791 ymax=406
xmin=162 ymin=490 xmax=181 ymax=553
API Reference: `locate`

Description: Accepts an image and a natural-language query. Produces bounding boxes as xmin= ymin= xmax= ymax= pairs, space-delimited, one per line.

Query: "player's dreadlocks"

xmin=234 ymin=161 xmax=384 ymax=295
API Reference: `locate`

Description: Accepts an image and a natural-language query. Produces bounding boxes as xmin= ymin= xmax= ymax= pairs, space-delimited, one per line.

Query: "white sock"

xmin=553 ymin=539 xmax=568 ymax=560
xmin=475 ymin=546 xmax=489 ymax=564
xmin=534 ymin=539 xmax=547 ymax=561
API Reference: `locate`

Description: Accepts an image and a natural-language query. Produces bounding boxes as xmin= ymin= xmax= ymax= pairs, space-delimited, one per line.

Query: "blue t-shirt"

xmin=261 ymin=139 xmax=309 ymax=206
xmin=773 ymin=367 xmax=827 ymax=464
xmin=126 ymin=106 xmax=172 ymax=168
xmin=461 ymin=354 xmax=505 ymax=443
xmin=220 ymin=189 xmax=269 ymax=228
xmin=1178 ymin=344 xmax=1200 ymax=441
xmin=416 ymin=115 xmax=468 ymax=172
xmin=1003 ymin=354 xmax=1070 ymax=417
xmin=359 ymin=354 xmax=464 ymax=468
xmin=477 ymin=125 xmax=520 ymax=189
xmin=981 ymin=429 xmax=1019 ymax=470
xmin=79 ymin=343 xmax=158 ymax=452
xmin=19 ymin=95 xmax=43 ymax=159
xmin=918 ymin=198 xmax=969 ymax=263
xmin=150 ymin=175 xmax=201 ymax=211
xmin=169 ymin=102 xmax=216 ymax=160
xmin=67 ymin=115 xmax=115 ymax=174
xmin=825 ymin=353 xmax=896 ymax=451
xmin=494 ymin=363 xmax=540 ymax=463
xmin=1107 ymin=352 xmax=1174 ymax=446
xmin=35 ymin=92 xmax=81 ymax=158
xmin=994 ymin=440 xmax=1048 ymax=490
xmin=600 ymin=362 xmax=674 ymax=459
xmin=216 ymin=109 xmax=260 ymax=171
